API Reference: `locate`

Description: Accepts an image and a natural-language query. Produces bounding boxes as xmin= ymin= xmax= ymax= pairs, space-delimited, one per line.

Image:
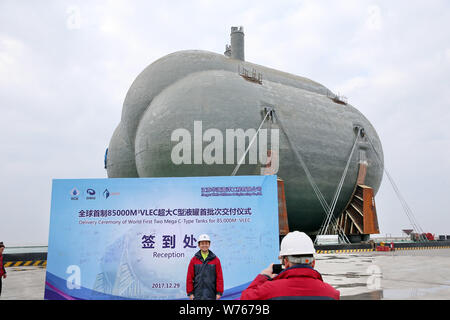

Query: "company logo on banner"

xmin=70 ymin=188 xmax=80 ymax=200
xmin=45 ymin=175 xmax=279 ymax=300
xmin=86 ymin=189 xmax=96 ymax=200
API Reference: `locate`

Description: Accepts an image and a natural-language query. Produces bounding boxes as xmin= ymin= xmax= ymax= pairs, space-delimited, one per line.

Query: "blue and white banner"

xmin=45 ymin=175 xmax=279 ymax=300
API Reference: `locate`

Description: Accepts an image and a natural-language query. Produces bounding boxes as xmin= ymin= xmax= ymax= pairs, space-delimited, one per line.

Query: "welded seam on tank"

xmin=132 ymin=71 xmax=210 ymax=158
xmin=132 ymin=68 xmax=225 ymax=155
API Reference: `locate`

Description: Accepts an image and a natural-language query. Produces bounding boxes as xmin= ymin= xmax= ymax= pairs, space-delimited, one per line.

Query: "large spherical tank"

xmin=107 ymin=50 xmax=384 ymax=234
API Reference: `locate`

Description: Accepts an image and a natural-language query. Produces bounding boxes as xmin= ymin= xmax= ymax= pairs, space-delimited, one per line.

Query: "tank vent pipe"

xmin=230 ymin=26 xmax=245 ymax=61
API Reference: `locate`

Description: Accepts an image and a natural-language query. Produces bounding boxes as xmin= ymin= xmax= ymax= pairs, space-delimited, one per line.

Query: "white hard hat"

xmin=279 ymin=231 xmax=315 ymax=257
xmin=198 ymin=234 xmax=211 ymax=242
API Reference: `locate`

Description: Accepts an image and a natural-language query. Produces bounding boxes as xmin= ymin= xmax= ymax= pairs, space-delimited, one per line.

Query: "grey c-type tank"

xmin=106 ymin=27 xmax=384 ymax=234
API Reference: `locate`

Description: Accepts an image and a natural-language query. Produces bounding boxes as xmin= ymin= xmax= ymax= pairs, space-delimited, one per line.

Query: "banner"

xmin=45 ymin=175 xmax=279 ymax=300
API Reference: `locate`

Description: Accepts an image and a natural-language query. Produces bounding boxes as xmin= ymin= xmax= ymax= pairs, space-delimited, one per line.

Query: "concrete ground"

xmin=1 ymin=248 xmax=449 ymax=300
xmin=1 ymin=266 xmax=46 ymax=300
xmin=317 ymin=248 xmax=450 ymax=299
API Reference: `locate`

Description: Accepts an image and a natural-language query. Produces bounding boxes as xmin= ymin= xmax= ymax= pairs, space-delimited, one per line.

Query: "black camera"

xmin=272 ymin=264 xmax=283 ymax=274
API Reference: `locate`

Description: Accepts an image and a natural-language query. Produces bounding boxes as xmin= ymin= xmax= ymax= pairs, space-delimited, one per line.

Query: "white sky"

xmin=1 ymin=0 xmax=449 ymax=246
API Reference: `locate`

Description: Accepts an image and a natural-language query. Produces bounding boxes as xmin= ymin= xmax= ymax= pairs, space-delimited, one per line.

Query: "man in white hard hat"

xmin=186 ymin=234 xmax=224 ymax=300
xmin=240 ymin=231 xmax=340 ymax=300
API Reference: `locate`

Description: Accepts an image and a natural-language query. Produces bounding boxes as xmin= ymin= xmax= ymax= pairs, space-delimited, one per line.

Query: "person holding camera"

xmin=240 ymin=231 xmax=340 ymax=300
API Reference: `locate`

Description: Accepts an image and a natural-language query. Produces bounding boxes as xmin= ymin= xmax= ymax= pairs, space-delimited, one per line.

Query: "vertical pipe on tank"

xmin=230 ymin=26 xmax=245 ymax=61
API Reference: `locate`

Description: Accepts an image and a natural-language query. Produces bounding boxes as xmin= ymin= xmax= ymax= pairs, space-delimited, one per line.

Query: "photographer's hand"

xmin=260 ymin=263 xmax=276 ymax=279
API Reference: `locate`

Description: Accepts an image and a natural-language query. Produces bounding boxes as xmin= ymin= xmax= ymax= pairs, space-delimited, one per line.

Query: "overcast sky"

xmin=1 ymin=1 xmax=449 ymax=246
